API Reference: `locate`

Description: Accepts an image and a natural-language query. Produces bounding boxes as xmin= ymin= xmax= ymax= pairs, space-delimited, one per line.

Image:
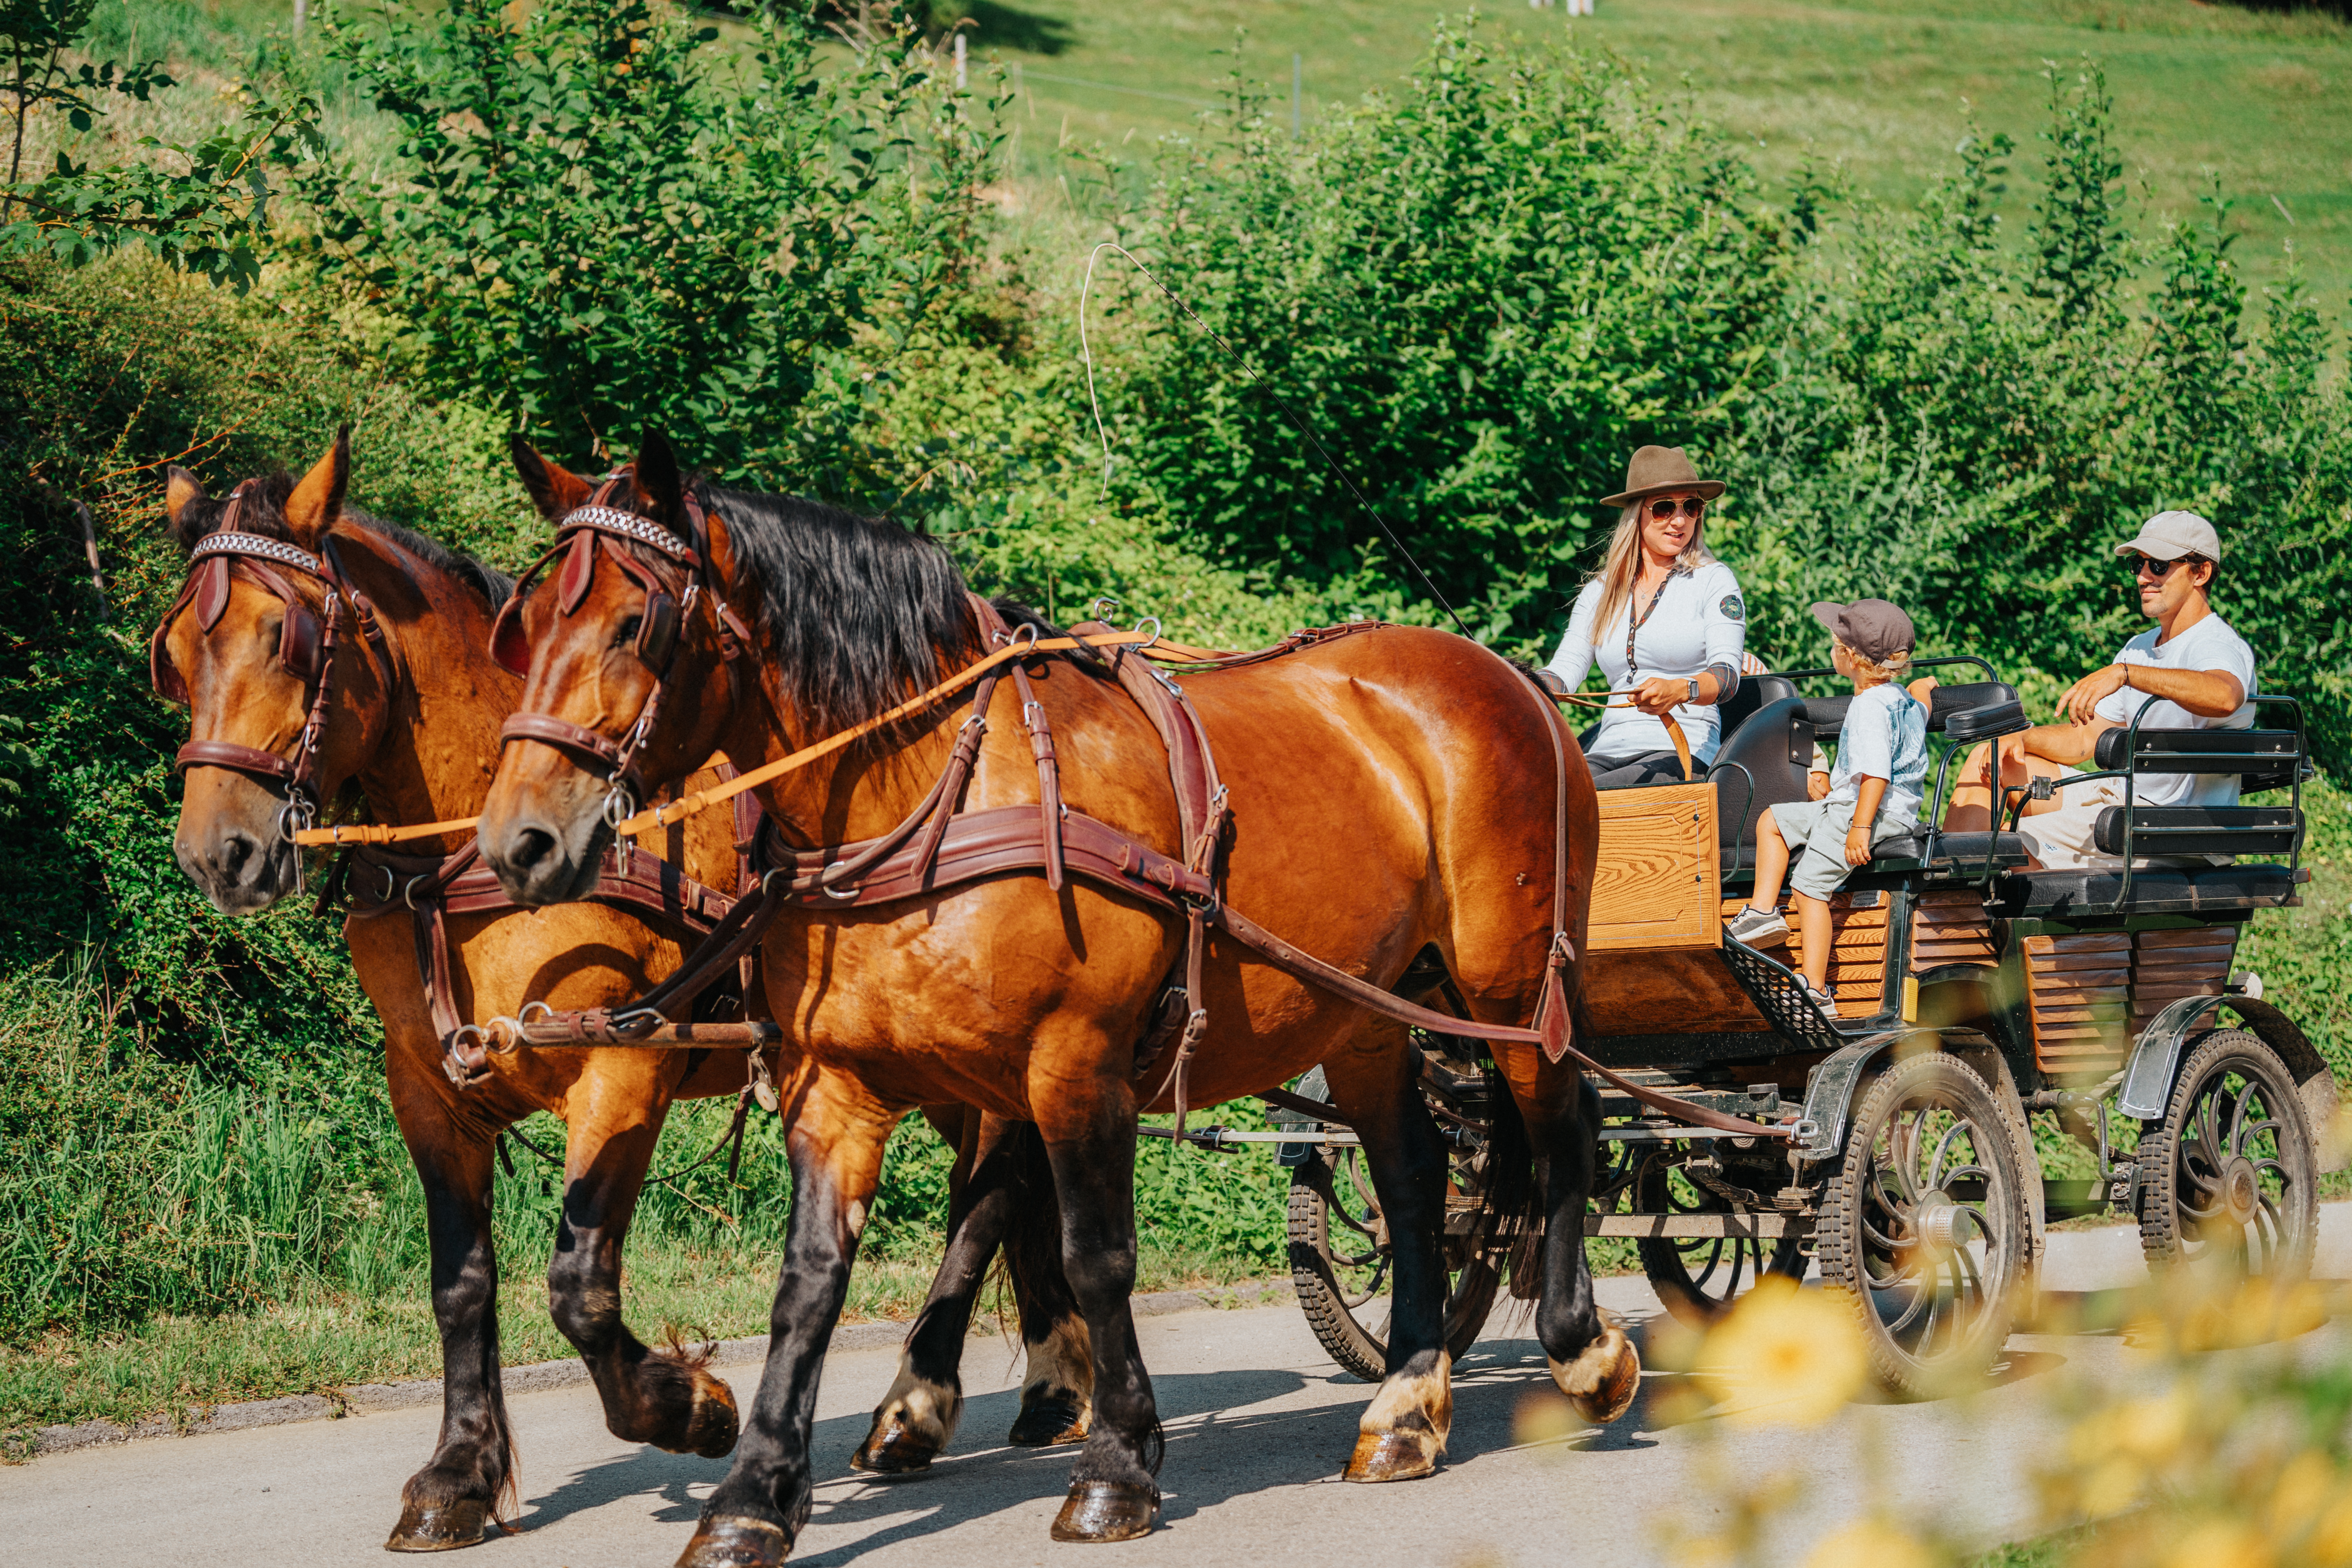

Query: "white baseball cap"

xmin=2114 ymin=510 xmax=2221 ymax=563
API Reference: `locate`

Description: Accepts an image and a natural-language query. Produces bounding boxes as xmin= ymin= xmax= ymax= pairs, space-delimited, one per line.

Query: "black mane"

xmin=693 ymin=480 xmax=987 ymax=737
xmin=171 ymin=470 xmax=515 ymax=608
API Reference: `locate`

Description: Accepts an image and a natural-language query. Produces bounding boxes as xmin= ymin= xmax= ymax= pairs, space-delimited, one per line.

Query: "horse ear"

xmin=511 ymin=434 xmax=596 ymax=521
xmin=283 ymin=426 xmax=351 ymax=549
xmin=632 ymin=431 xmax=686 ymax=531
xmin=163 ymin=467 xmax=207 ymax=552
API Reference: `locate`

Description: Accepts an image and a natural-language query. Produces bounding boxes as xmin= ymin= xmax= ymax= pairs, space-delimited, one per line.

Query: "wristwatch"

xmin=1686 ymin=677 xmax=1700 ymax=705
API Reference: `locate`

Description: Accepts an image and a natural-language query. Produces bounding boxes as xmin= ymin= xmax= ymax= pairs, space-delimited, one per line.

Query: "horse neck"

xmin=339 ymin=531 xmax=517 ymax=833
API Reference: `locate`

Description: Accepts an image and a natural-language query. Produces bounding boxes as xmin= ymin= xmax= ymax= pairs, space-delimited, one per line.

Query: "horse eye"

xmin=614 ymin=615 xmax=641 ymax=649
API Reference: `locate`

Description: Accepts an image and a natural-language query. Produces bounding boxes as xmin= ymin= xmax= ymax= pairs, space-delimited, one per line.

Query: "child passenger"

xmin=1723 ymin=600 xmax=1928 ymax=1013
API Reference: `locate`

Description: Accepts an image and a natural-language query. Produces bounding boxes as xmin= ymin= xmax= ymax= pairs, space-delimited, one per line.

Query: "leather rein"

xmin=467 ymin=493 xmax=1788 ymax=1143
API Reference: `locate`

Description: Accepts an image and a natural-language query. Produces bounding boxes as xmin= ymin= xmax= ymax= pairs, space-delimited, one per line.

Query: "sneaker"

xmin=1724 ymin=906 xmax=1791 ymax=947
xmin=1800 ymin=980 xmax=1839 ymax=1016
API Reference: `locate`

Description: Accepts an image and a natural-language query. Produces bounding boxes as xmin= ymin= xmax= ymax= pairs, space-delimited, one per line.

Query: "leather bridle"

xmin=490 ymin=475 xmax=756 ymax=828
xmin=150 ymin=482 xmax=396 ymax=844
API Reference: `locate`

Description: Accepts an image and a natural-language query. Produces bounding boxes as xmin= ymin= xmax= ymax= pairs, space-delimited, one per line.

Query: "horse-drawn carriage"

xmin=1270 ymin=658 xmax=2334 ymax=1396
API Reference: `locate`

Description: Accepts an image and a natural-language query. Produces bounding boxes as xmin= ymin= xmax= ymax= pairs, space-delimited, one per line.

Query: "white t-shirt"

xmin=1546 ymin=560 xmax=1747 ymax=764
xmin=2091 ymin=611 xmax=2258 ymax=809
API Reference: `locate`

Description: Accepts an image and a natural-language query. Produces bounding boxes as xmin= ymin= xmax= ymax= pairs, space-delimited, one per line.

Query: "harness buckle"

xmin=601 ymin=782 xmax=639 ymax=830
xmin=820 ymin=861 xmax=862 ymax=901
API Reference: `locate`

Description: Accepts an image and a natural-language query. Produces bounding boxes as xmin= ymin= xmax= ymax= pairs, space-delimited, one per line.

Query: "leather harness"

xmin=483 ymin=492 xmax=1790 ymax=1142
xmin=154 ymin=508 xmax=767 ymax=1091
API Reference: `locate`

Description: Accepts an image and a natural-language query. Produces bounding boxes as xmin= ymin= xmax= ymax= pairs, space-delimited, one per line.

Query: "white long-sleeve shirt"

xmin=1546 ymin=560 xmax=1748 ymax=765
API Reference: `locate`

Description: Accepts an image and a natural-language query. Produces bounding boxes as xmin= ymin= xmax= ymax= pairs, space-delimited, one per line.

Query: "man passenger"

xmin=1941 ymin=511 xmax=2255 ymax=868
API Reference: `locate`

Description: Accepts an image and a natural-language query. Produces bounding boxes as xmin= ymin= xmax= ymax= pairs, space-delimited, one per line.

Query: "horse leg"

xmin=676 ymin=1072 xmax=897 ymax=1568
xmin=547 ymin=1080 xmax=739 ymax=1459
xmin=1003 ymin=1121 xmax=1092 ymax=1448
xmin=1510 ymin=1054 xmax=1641 ymax=1424
xmin=1034 ymin=1065 xmax=1162 ymax=1543
xmin=385 ymin=1105 xmax=512 ymax=1552
xmin=1324 ymin=1024 xmax=1457 ymax=1482
xmin=852 ymin=1105 xmax=1017 ymax=1474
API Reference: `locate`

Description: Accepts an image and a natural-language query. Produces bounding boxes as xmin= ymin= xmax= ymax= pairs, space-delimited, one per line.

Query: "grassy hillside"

xmin=980 ymin=0 xmax=2352 ymax=304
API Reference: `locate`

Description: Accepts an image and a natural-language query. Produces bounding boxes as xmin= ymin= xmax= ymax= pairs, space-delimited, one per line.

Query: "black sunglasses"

xmin=1647 ymin=496 xmax=1706 ymax=521
xmin=2130 ymin=553 xmax=2205 ymax=580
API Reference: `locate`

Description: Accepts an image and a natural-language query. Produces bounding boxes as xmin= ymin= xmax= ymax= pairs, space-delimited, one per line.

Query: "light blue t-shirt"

xmin=1826 ymin=684 xmax=1928 ymax=829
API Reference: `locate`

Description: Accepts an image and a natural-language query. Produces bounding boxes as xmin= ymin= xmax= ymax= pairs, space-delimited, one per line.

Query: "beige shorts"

xmin=2013 ymin=771 xmax=2125 ymax=870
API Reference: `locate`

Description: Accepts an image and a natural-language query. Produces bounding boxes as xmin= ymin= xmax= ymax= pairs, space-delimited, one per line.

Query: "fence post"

xmin=955 ymin=32 xmax=967 ymax=93
xmin=1292 ymin=53 xmax=1302 ymax=140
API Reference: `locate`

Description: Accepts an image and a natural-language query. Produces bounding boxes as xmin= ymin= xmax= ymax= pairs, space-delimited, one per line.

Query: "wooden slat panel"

xmin=2130 ymin=927 xmax=2236 ymax=1034
xmin=2025 ymin=933 xmax=2130 ymax=953
xmin=2032 ymin=930 xmax=2140 ymax=1074
xmin=2136 ymin=927 xmax=2241 ymax=950
xmin=1590 ymin=782 xmax=1720 ymax=951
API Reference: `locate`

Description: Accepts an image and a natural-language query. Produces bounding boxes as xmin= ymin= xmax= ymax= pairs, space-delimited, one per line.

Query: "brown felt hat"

xmin=1600 ymin=445 xmax=1726 ymax=508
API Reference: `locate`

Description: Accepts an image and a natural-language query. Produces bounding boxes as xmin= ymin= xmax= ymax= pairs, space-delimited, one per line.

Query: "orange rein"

xmin=290 ymin=628 xmax=1169 ymax=849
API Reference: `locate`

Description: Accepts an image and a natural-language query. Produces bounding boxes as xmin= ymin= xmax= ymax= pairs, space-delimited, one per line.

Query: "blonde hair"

xmin=1836 ymin=636 xmax=1912 ymax=686
xmin=1588 ymin=499 xmax=1719 ymax=639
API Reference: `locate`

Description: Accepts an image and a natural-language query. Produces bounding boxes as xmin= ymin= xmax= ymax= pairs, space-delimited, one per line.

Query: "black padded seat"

xmin=1990 ymin=862 xmax=2303 ymax=919
xmin=1866 ymin=829 xmax=2033 ymax=875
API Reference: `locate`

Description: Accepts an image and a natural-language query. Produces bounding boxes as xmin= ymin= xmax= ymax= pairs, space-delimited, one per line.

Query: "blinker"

xmin=637 ymin=592 xmax=680 ymax=669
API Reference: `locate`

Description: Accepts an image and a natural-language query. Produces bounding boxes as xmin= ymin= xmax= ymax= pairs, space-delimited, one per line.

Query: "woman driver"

xmin=1546 ymin=446 xmax=1746 ymax=788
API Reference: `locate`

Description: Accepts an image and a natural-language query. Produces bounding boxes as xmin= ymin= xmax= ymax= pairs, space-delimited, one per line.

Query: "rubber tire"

xmin=1634 ymin=1160 xmax=1809 ymax=1329
xmin=2137 ymin=1027 xmax=2318 ymax=1281
xmin=1287 ymin=1158 xmax=1502 ymax=1384
xmin=1817 ymin=1050 xmax=2027 ymax=1399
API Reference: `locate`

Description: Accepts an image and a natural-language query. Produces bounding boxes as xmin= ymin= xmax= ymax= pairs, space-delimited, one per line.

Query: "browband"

xmin=554 ymin=505 xmax=696 ymax=562
xmin=191 ymin=532 xmax=328 ymax=577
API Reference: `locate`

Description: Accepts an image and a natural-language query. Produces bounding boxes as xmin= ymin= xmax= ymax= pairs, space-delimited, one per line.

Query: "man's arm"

xmin=2060 ymin=662 xmax=2246 ymax=726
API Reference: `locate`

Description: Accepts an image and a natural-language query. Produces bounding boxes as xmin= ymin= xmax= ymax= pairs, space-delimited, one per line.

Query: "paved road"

xmin=13 ymin=1213 xmax=2352 ymax=1567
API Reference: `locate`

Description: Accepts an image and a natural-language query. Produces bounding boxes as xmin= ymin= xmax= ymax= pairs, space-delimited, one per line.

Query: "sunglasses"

xmin=1647 ymin=496 xmax=1706 ymax=521
xmin=2130 ymin=554 xmax=2205 ymax=580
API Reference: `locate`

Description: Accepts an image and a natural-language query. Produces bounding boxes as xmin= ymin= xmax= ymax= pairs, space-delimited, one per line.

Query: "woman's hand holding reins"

xmin=1630 ymin=675 xmax=1692 ymax=716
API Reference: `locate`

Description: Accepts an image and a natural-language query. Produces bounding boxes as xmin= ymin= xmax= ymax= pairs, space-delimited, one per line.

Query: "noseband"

xmin=490 ymin=474 xmax=755 ymax=826
xmin=150 ymin=482 xmax=394 ymax=843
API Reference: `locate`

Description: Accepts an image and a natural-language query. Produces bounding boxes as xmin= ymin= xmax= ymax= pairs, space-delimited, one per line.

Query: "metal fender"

xmin=2118 ymin=994 xmax=2343 ymax=1172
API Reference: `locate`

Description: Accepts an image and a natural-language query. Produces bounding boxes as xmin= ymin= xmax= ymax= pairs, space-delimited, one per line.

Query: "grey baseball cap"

xmin=2114 ymin=510 xmax=2221 ymax=563
xmin=1811 ymin=598 xmax=1917 ymax=665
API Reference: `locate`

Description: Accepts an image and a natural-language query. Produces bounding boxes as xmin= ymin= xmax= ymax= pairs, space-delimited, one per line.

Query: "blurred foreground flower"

xmin=1697 ymin=1278 xmax=1866 ymax=1426
xmin=1803 ymin=1517 xmax=1939 ymax=1568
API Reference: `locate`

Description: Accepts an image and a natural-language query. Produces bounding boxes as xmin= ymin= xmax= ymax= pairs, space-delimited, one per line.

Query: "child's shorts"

xmin=1767 ymin=799 xmax=1911 ymax=901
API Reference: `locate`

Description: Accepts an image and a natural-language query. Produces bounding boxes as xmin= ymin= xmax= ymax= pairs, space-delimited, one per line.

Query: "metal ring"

xmin=377 ymin=863 xmax=396 ymax=904
xmin=1089 ymin=596 xmax=1121 ymax=621
xmin=1009 ymin=622 xmax=1040 ymax=654
xmin=821 ymin=861 xmax=861 ymax=901
xmin=404 ymin=876 xmax=430 ymax=911
xmin=517 ymin=1000 xmax=555 ymax=1024
xmin=601 ymin=783 xmax=639 ymax=830
xmin=1132 ymin=616 xmax=1162 ymax=649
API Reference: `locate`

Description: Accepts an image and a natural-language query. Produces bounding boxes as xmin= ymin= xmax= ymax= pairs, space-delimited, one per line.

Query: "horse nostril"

xmin=216 ymin=831 xmax=255 ymax=878
xmin=510 ymin=826 xmax=559 ymax=874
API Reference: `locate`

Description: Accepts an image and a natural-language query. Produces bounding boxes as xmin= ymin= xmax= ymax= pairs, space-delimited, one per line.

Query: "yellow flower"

xmin=1804 ymin=1519 xmax=1936 ymax=1568
xmin=1697 ymin=1278 xmax=1867 ymax=1426
xmin=2161 ymin=1517 xmax=2273 ymax=1568
xmin=2267 ymin=1448 xmax=2334 ymax=1537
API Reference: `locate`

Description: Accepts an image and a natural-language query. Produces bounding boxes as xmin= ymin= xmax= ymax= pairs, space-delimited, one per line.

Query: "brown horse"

xmin=475 ymin=436 xmax=1633 ymax=1565
xmin=158 ymin=434 xmax=766 ymax=1550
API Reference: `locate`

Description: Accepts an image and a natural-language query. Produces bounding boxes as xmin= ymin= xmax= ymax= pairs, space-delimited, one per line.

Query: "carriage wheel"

xmin=1816 ymin=1051 xmax=2029 ymax=1397
xmin=2137 ymin=1027 xmax=2317 ymax=1282
xmin=1634 ymin=1157 xmax=1809 ymax=1328
xmin=1288 ymin=1142 xmax=1503 ymax=1383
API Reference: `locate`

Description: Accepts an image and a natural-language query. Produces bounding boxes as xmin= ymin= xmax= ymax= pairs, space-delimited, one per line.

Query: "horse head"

xmin=157 ymin=429 xmax=401 ymax=913
xmin=479 ymin=433 xmax=749 ymax=906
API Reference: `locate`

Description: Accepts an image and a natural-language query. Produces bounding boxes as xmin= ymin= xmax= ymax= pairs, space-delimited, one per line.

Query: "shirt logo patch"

xmin=1720 ymin=594 xmax=1745 ymax=622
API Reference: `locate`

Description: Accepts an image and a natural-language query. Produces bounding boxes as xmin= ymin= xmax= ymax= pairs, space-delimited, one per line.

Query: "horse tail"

xmin=1474 ymin=1062 xmax=1547 ymax=1303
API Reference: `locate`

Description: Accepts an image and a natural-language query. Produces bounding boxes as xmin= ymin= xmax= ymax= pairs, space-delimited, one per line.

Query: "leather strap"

xmin=174 ymin=738 xmax=297 ymax=783
xmin=501 ymin=711 xmax=628 ymax=773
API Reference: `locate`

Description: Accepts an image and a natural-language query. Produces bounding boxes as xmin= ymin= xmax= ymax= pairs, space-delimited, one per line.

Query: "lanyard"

xmin=1624 ymin=569 xmax=1675 ymax=688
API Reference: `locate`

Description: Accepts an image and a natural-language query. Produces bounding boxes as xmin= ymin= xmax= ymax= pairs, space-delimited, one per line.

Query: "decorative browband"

xmin=556 ymin=505 xmax=694 ymax=561
xmin=192 ymin=532 xmax=327 ymax=576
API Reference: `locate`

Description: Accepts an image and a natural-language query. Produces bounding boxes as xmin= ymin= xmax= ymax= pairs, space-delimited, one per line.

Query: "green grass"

xmin=965 ymin=0 xmax=2352 ymax=305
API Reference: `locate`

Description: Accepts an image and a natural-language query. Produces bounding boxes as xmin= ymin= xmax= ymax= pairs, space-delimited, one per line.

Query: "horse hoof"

xmin=1341 ymin=1427 xmax=1439 ymax=1483
xmin=672 ymin=1513 xmax=790 ymax=1568
xmin=686 ymin=1375 xmax=742 ymax=1459
xmin=849 ymin=1417 xmax=940 ymax=1475
xmin=1007 ymin=1393 xmax=1087 ymax=1447
xmin=1556 ymin=1324 xmax=1642 ymax=1427
xmin=384 ymin=1497 xmax=488 ymax=1552
xmin=1049 ymin=1480 xmax=1160 ymax=1543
